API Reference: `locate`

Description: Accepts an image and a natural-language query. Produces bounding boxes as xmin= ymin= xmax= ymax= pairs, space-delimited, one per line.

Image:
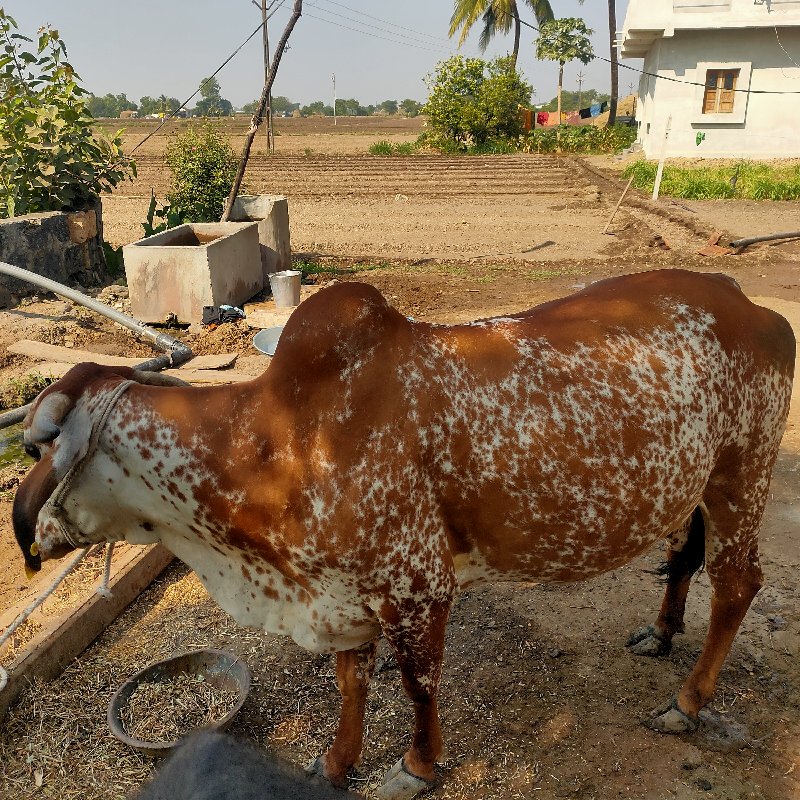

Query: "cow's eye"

xmin=24 ymin=443 xmax=41 ymax=461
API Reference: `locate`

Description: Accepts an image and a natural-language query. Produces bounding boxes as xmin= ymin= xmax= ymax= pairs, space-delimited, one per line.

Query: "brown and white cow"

xmin=13 ymin=270 xmax=795 ymax=799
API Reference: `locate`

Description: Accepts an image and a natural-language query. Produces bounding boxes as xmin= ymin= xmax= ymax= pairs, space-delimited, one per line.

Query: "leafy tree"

xmin=0 ymin=11 xmax=134 ymax=218
xmin=423 ymin=55 xmax=533 ymax=149
xmin=379 ymin=99 xmax=399 ymax=114
xmin=164 ymin=124 xmax=237 ymax=221
xmin=271 ymin=96 xmax=297 ymax=114
xmin=194 ymin=76 xmax=232 ymax=116
xmin=242 ymin=96 xmax=298 ymax=116
xmin=400 ymin=98 xmax=422 ymax=117
xmin=139 ymin=95 xmax=180 ymax=116
xmin=301 ymin=100 xmax=328 ymax=116
xmin=449 ymin=0 xmax=555 ymax=69
xmin=535 ymin=17 xmax=594 ymax=120
xmin=87 ymin=92 xmax=137 ymax=118
xmin=540 ymin=88 xmax=608 ymax=112
xmin=336 ymin=97 xmax=369 ymax=116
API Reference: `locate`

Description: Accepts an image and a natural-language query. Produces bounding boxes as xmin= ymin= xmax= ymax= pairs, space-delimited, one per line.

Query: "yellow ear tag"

xmin=25 ymin=564 xmax=36 ymax=580
xmin=29 ymin=542 xmax=39 ymax=557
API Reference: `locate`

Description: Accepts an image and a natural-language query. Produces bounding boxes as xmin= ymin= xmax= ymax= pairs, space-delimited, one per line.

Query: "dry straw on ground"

xmin=120 ymin=673 xmax=240 ymax=743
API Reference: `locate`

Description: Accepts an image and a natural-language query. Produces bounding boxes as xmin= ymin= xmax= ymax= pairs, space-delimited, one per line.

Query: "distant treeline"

xmin=536 ymin=89 xmax=611 ymax=113
xmin=87 ymin=93 xmax=424 ymax=119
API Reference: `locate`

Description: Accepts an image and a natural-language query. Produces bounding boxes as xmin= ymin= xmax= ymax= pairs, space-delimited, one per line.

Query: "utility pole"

xmin=332 ymin=73 xmax=336 ymax=126
xmin=576 ymin=71 xmax=586 ymax=111
xmin=261 ymin=0 xmax=274 ymax=152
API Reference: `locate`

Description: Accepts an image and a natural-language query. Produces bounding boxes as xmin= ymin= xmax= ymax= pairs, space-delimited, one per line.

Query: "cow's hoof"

xmin=626 ymin=624 xmax=672 ymax=657
xmin=647 ymin=698 xmax=699 ymax=734
xmin=304 ymin=755 xmax=348 ymax=789
xmin=376 ymin=758 xmax=436 ymax=800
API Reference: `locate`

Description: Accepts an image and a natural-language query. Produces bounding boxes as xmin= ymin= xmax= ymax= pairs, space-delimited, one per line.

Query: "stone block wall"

xmin=0 ymin=201 xmax=108 ymax=305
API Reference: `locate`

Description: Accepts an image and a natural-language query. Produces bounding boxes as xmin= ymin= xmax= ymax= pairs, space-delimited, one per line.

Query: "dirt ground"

xmin=0 ymin=117 xmax=799 ymax=800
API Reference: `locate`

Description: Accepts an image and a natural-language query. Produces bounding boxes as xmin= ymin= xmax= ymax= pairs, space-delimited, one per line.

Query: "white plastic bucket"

xmin=268 ymin=269 xmax=301 ymax=308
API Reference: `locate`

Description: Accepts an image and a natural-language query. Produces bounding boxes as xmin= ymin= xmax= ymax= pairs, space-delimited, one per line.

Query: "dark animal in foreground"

xmin=131 ymin=731 xmax=357 ymax=800
xmin=13 ymin=270 xmax=795 ymax=799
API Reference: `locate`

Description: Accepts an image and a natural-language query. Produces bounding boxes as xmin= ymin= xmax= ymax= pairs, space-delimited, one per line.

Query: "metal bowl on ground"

xmin=107 ymin=649 xmax=250 ymax=757
xmin=253 ymin=326 xmax=285 ymax=357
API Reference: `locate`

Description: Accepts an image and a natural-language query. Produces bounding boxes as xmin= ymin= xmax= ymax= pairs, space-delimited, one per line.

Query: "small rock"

xmin=694 ymin=778 xmax=713 ymax=791
xmin=681 ymin=746 xmax=703 ymax=770
xmin=548 ymin=647 xmax=564 ymax=658
xmin=767 ymin=614 xmax=787 ymax=630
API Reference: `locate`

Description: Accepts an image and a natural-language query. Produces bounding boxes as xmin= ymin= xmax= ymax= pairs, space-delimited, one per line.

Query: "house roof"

xmin=620 ymin=0 xmax=800 ymax=58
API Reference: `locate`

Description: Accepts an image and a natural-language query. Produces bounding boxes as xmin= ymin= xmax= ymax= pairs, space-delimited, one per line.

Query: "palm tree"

xmin=449 ymin=0 xmax=555 ymax=69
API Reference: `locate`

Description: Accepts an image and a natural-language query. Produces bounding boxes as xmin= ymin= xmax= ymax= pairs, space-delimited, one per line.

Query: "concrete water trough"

xmin=124 ymin=222 xmax=262 ymax=324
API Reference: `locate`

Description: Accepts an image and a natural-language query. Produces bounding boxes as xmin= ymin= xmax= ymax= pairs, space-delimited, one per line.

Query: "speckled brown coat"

xmin=13 ymin=269 xmax=795 ymax=798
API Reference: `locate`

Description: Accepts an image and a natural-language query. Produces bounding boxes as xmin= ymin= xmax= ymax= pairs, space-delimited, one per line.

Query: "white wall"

xmin=635 ymin=28 xmax=800 ymax=158
xmin=624 ymin=0 xmax=800 ymax=36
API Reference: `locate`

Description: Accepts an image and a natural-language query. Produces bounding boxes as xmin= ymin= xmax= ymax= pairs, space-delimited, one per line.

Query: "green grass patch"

xmin=294 ymin=258 xmax=393 ymax=277
xmin=623 ymin=160 xmax=800 ymax=200
xmin=520 ymin=125 xmax=637 ymax=155
xmin=414 ymin=125 xmax=636 ymax=156
xmin=0 ymin=372 xmax=56 ymax=411
xmin=368 ymin=140 xmax=418 ymax=156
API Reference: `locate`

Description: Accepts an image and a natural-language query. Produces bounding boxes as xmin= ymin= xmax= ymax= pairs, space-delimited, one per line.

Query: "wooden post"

xmin=261 ymin=0 xmax=275 ymax=153
xmin=652 ymin=115 xmax=672 ymax=202
xmin=603 ymin=175 xmax=635 ymax=234
xmin=221 ymin=0 xmax=303 ymax=222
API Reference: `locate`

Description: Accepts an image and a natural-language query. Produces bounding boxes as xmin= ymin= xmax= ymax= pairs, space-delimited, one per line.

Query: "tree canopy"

xmin=535 ymin=17 xmax=594 ymax=67
xmin=423 ymin=55 xmax=533 ymax=149
xmin=194 ymin=76 xmax=233 ymax=116
xmin=87 ymin=93 xmax=136 ymax=118
xmin=449 ymin=0 xmax=555 ymax=68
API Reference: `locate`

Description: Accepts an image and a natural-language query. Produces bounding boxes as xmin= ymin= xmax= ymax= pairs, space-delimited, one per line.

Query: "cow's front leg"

xmin=376 ymin=599 xmax=451 ymax=800
xmin=308 ymin=640 xmax=377 ymax=786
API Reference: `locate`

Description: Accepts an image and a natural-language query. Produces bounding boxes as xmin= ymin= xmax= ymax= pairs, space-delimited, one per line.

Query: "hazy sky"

xmin=7 ymin=1 xmax=635 ymax=108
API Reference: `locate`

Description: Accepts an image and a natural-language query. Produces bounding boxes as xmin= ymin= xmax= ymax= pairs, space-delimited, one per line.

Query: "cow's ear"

xmin=25 ymin=392 xmax=73 ymax=446
xmin=131 ymin=371 xmax=191 ymax=388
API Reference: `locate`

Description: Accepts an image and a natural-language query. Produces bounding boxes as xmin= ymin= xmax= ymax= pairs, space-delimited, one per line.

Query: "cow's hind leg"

xmin=650 ymin=472 xmax=767 ymax=734
xmin=376 ymin=599 xmax=451 ymax=800
xmin=627 ymin=508 xmax=705 ymax=657
xmin=308 ymin=640 xmax=377 ymax=787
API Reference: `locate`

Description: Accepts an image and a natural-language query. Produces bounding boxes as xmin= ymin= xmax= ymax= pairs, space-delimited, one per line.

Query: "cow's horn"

xmin=132 ymin=370 xmax=191 ymax=388
xmin=26 ymin=392 xmax=73 ymax=445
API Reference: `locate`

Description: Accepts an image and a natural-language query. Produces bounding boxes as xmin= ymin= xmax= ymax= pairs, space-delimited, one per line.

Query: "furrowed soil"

xmin=0 ymin=117 xmax=798 ymax=800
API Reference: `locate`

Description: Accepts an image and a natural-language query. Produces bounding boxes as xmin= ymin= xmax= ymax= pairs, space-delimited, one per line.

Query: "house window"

xmin=703 ymin=69 xmax=739 ymax=114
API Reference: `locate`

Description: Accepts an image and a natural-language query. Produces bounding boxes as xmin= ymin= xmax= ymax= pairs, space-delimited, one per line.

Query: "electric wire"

xmin=309 ymin=0 xmax=452 ymax=45
xmin=292 ymin=2 xmax=452 ymax=55
xmin=127 ymin=16 xmax=271 ymax=158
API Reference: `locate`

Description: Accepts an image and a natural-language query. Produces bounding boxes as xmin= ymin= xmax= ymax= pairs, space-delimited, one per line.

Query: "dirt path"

xmin=1 ymin=122 xmax=799 ymax=800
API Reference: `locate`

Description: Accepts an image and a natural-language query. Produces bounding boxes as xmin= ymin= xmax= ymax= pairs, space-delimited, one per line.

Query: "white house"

xmin=620 ymin=0 xmax=800 ymax=158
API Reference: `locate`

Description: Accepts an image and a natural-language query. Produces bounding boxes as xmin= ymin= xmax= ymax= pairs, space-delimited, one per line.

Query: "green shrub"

xmin=142 ymin=190 xmax=186 ymax=237
xmin=0 ymin=372 xmax=55 ymax=410
xmin=520 ymin=124 xmax=637 ymax=155
xmin=369 ymin=140 xmax=394 ymax=156
xmin=164 ymin=123 xmax=238 ymax=222
xmin=368 ymin=140 xmax=418 ymax=156
xmin=623 ymin=160 xmax=800 ymax=200
xmin=423 ymin=55 xmax=533 ymax=150
xmin=0 ymin=11 xmax=135 ymax=218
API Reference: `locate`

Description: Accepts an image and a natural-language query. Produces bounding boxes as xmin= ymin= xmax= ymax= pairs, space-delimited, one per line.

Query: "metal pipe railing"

xmin=0 ymin=261 xmax=194 ymax=430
